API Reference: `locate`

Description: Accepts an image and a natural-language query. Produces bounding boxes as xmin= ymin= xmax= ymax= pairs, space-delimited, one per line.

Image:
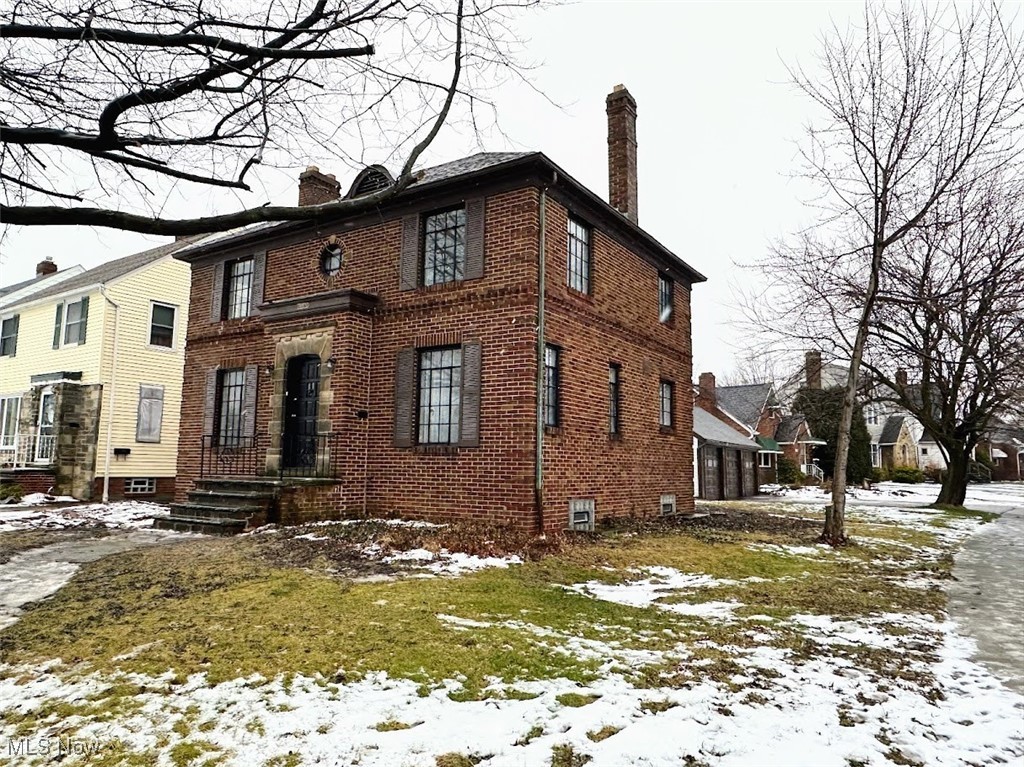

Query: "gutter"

xmin=535 ymin=181 xmax=551 ymax=533
xmin=100 ymin=286 xmax=121 ymax=503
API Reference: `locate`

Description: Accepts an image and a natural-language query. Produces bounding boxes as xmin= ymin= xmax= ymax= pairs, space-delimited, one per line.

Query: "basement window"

xmin=568 ymin=499 xmax=595 ymax=532
xmin=125 ymin=477 xmax=156 ymax=495
xmin=661 ymin=494 xmax=676 ymax=516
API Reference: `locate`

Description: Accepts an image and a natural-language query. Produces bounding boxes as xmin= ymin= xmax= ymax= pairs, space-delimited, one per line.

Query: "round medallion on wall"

xmin=319 ymin=239 xmax=343 ymax=277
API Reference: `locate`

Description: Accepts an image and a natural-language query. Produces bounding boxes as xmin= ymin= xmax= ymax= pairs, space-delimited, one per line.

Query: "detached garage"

xmin=693 ymin=405 xmax=761 ymax=500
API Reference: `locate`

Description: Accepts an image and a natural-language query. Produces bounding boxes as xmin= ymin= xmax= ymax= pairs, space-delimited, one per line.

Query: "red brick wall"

xmin=176 ymin=185 xmax=696 ymax=530
xmin=91 ymin=476 xmax=175 ymax=502
xmin=1 ymin=469 xmax=56 ymax=496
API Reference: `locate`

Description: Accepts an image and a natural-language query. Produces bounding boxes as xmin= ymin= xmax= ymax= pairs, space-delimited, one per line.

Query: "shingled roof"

xmin=693 ymin=406 xmax=760 ymax=450
xmin=716 ymin=383 xmax=774 ymax=432
xmin=15 ymin=239 xmax=195 ymax=305
xmin=878 ymin=415 xmax=906 ymax=445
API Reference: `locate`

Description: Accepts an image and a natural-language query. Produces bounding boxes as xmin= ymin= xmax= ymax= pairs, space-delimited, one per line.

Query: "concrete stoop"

xmin=155 ymin=478 xmax=279 ymax=535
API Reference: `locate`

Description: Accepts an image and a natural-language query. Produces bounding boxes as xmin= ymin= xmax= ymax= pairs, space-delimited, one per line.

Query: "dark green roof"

xmin=755 ymin=435 xmax=782 ymax=452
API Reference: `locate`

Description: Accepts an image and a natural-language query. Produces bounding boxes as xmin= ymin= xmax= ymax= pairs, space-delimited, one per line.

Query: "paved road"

xmin=946 ymin=484 xmax=1024 ymax=695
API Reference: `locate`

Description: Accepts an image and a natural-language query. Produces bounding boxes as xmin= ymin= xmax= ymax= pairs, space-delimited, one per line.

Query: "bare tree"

xmin=862 ymin=173 xmax=1024 ymax=506
xmin=1 ymin=0 xmax=540 ymax=235
xmin=748 ymin=1 xmax=1022 ymax=543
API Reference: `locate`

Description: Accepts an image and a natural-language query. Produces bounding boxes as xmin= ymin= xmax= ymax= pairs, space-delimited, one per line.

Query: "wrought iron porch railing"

xmin=199 ymin=433 xmax=342 ymax=480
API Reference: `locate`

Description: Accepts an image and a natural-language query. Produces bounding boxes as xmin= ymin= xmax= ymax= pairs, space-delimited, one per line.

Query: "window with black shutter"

xmin=544 ymin=344 xmax=560 ymax=427
xmin=216 ymin=368 xmax=246 ymax=447
xmin=223 ymin=258 xmax=254 ymax=319
xmin=422 ymin=207 xmax=466 ymax=286
xmin=0 ymin=315 xmax=18 ymax=357
xmin=608 ymin=363 xmax=622 ymax=435
xmin=417 ymin=347 xmax=462 ymax=444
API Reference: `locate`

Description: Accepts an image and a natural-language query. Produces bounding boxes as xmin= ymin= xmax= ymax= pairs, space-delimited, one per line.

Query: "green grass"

xmin=929 ymin=506 xmax=1000 ymax=523
xmin=555 ymin=692 xmax=600 ymax=707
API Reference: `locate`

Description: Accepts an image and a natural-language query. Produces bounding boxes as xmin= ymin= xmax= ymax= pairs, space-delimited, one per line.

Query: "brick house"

xmin=163 ymin=85 xmax=706 ymax=534
xmin=715 ymin=380 xmax=785 ymax=485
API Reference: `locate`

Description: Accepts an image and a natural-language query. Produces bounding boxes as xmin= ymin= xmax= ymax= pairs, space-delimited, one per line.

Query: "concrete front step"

xmin=186 ymin=489 xmax=276 ymax=508
xmin=168 ymin=503 xmax=261 ymax=522
xmin=154 ymin=515 xmax=248 ymax=536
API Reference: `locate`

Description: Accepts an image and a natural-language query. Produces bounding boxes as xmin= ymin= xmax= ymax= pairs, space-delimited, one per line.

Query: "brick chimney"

xmin=36 ymin=257 xmax=57 ymax=277
xmin=298 ymin=165 xmax=341 ymax=206
xmin=606 ymin=84 xmax=638 ymax=224
xmin=805 ymin=350 xmax=822 ymax=390
xmin=698 ymin=372 xmax=717 ymax=408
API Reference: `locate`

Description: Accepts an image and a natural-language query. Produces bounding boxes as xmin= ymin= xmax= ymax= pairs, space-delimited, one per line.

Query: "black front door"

xmin=282 ymin=355 xmax=321 ymax=470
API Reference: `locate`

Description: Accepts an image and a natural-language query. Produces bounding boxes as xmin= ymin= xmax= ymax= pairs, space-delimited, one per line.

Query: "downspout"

xmin=535 ymin=176 xmax=555 ymax=532
xmin=100 ymin=286 xmax=120 ymax=503
xmin=362 ymin=311 xmax=374 ymax=514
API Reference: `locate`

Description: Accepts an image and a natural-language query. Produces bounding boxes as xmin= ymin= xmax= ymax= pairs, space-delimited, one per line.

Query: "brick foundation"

xmin=1 ymin=468 xmax=57 ymax=496
xmin=90 ymin=476 xmax=176 ymax=502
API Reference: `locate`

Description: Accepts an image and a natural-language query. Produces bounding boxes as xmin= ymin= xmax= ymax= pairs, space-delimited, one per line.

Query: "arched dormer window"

xmin=346 ymin=165 xmax=394 ymax=198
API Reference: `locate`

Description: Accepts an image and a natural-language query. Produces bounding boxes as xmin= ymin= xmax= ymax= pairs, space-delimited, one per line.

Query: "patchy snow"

xmin=0 ymin=501 xmax=170 ymax=531
xmin=5 ymin=492 xmax=78 ymax=506
xmin=1 ymin=485 xmax=1021 ymax=765
xmin=376 ymin=546 xmax=523 ymax=575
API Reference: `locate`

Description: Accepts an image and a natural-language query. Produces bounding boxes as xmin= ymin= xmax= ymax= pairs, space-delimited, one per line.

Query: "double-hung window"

xmin=659 ymin=380 xmax=674 ymax=428
xmin=608 ymin=363 xmax=622 ymax=435
xmin=223 ymin=258 xmax=254 ymax=319
xmin=0 ymin=396 xmax=20 ymax=450
xmin=423 ymin=207 xmax=466 ymax=286
xmin=216 ymin=369 xmax=246 ymax=447
xmin=0 ymin=316 xmax=18 ymax=357
xmin=417 ymin=347 xmax=462 ymax=444
xmin=566 ymin=216 xmax=591 ymax=293
xmin=759 ymin=452 xmax=772 ymax=468
xmin=544 ymin=345 xmax=560 ymax=428
xmin=149 ymin=303 xmax=176 ymax=348
xmin=55 ymin=297 xmax=89 ymax=347
xmin=659 ymin=275 xmax=674 ymax=323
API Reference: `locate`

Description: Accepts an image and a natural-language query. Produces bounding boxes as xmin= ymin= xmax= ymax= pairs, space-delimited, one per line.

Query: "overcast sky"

xmin=0 ymin=0 xmax=863 ymax=377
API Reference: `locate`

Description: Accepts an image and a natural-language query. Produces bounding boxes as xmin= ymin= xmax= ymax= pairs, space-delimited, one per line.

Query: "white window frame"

xmin=60 ymin=297 xmax=88 ymax=347
xmin=148 ymin=301 xmax=178 ymax=350
xmin=660 ymin=494 xmax=676 ymax=516
xmin=870 ymin=443 xmax=881 ymax=468
xmin=125 ymin=477 xmax=156 ymax=494
xmin=0 ymin=395 xmax=21 ymax=451
xmin=0 ymin=315 xmax=18 ymax=357
xmin=758 ymin=451 xmax=772 ymax=468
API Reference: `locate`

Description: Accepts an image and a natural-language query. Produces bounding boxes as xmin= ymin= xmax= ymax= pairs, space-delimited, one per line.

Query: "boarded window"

xmin=136 ymin=385 xmax=165 ymax=443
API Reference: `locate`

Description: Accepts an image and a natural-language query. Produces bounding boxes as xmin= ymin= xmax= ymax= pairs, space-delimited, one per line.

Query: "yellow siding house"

xmin=0 ymin=241 xmax=191 ymax=500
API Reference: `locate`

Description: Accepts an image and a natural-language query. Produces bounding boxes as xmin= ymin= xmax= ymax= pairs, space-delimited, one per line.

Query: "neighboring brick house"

xmin=692 ymin=373 xmax=760 ymax=500
xmin=164 ymin=85 xmax=706 ymax=534
xmin=983 ymin=422 xmax=1024 ymax=481
xmin=715 ymin=380 xmax=784 ymax=485
xmin=0 ymin=243 xmax=192 ymax=501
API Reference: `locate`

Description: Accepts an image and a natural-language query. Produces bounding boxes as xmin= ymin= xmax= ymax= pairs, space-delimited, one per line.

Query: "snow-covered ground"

xmin=0 ymin=500 xmax=170 ymax=531
xmin=0 ymin=486 xmax=1022 ymax=765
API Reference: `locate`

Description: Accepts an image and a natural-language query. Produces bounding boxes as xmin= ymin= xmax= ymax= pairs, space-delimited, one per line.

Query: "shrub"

xmin=0 ymin=483 xmax=23 ymax=502
xmin=889 ymin=466 xmax=924 ymax=484
xmin=870 ymin=467 xmax=889 ymax=482
xmin=922 ymin=466 xmax=943 ymax=483
xmin=777 ymin=457 xmax=803 ymax=485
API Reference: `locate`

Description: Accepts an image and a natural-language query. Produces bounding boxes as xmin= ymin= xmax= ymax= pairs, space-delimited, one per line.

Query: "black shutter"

xmin=78 ymin=296 xmax=89 ymax=344
xmin=399 ymin=215 xmax=420 ymax=291
xmin=460 ymin=340 xmax=482 ymax=447
xmin=393 ymin=347 xmax=416 ymax=447
xmin=464 ymin=197 xmax=485 ymax=281
xmin=52 ymin=303 xmax=63 ymax=349
xmin=203 ymin=368 xmax=219 ymax=438
xmin=243 ymin=364 xmax=258 ymax=437
xmin=7 ymin=315 xmax=18 ymax=356
xmin=211 ymin=262 xmax=225 ymax=321
xmin=250 ymin=252 xmax=267 ymax=314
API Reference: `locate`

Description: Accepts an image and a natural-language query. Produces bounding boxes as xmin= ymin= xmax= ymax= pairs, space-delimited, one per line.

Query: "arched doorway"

xmin=282 ymin=354 xmax=321 ymax=470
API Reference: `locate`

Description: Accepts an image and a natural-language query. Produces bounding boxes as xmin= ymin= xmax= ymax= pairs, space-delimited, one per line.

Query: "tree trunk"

xmin=936 ymin=449 xmax=970 ymax=507
xmin=825 ymin=241 xmax=884 ymax=545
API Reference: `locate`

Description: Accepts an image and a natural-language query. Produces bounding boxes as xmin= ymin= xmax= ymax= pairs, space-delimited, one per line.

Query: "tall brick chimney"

xmin=698 ymin=372 xmax=717 ymax=408
xmin=805 ymin=350 xmax=822 ymax=390
xmin=606 ymin=84 xmax=638 ymax=224
xmin=298 ymin=165 xmax=341 ymax=206
xmin=36 ymin=257 xmax=57 ymax=277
